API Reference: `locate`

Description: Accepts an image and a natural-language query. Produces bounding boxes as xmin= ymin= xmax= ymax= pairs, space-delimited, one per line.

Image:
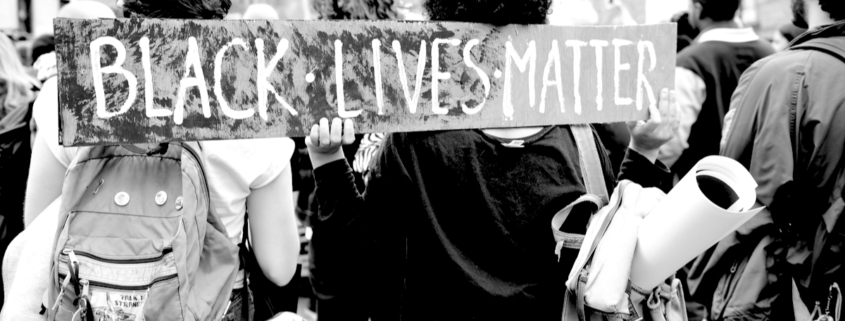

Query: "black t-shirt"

xmin=311 ymin=126 xmax=670 ymax=320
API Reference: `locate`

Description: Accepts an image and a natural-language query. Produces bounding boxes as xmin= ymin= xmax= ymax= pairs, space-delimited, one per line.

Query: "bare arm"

xmin=247 ymin=164 xmax=300 ymax=286
xmin=24 ymin=133 xmax=67 ymax=227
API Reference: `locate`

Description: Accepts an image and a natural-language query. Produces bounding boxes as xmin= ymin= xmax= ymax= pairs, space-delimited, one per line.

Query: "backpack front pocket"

xmin=56 ymin=247 xmax=182 ymax=321
xmin=53 ymin=211 xmax=186 ymax=321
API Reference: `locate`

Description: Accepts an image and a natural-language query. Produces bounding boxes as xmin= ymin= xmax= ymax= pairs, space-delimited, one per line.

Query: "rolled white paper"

xmin=629 ymin=156 xmax=764 ymax=290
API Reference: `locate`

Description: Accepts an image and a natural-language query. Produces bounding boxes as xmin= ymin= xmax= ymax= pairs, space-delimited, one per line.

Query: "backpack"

xmin=555 ymin=125 xmax=688 ymax=321
xmin=43 ymin=143 xmax=241 ymax=321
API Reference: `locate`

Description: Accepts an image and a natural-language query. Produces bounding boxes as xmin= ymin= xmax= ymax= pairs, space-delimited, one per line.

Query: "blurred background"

xmin=1 ymin=0 xmax=792 ymax=56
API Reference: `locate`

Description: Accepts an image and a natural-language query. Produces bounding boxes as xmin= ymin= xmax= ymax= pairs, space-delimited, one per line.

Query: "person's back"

xmin=687 ymin=2 xmax=845 ymax=319
xmin=315 ymin=127 xmax=618 ymax=319
xmin=14 ymin=1 xmax=300 ymax=320
xmin=311 ymin=123 xmax=681 ymax=320
xmin=305 ymin=0 xmax=681 ymax=319
xmin=659 ymin=0 xmax=774 ymax=178
xmin=672 ymin=38 xmax=773 ymax=176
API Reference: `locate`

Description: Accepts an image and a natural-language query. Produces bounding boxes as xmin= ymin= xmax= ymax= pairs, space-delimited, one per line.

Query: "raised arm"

xmin=618 ymin=88 xmax=679 ymax=192
xmin=306 ymin=118 xmax=409 ymax=299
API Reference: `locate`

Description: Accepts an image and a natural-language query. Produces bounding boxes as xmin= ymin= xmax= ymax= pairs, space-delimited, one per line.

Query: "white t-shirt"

xmin=34 ymin=77 xmax=295 ymax=244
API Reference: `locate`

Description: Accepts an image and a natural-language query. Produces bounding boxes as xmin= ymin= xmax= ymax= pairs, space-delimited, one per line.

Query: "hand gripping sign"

xmin=54 ymin=18 xmax=675 ymax=146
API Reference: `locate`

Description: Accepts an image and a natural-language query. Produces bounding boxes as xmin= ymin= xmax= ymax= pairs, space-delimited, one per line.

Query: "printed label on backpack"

xmin=90 ymin=289 xmax=148 ymax=321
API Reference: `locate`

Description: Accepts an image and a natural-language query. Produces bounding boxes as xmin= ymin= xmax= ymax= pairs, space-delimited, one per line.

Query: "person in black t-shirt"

xmin=304 ymin=1 xmax=681 ymax=319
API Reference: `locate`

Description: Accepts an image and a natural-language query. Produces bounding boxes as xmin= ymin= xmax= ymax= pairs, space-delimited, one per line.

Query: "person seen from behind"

xmin=304 ymin=0 xmax=683 ymax=319
xmin=658 ymin=0 xmax=774 ymax=179
xmin=17 ymin=0 xmax=301 ymax=320
xmin=687 ymin=0 xmax=845 ymax=320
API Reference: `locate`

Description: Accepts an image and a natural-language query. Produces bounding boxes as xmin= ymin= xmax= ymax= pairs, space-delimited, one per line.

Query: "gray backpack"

xmin=44 ymin=143 xmax=240 ymax=321
xmin=554 ymin=125 xmax=688 ymax=321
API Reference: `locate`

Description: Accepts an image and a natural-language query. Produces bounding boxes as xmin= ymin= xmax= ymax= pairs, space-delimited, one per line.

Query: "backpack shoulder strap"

xmin=570 ymin=124 xmax=609 ymax=204
xmin=792 ymin=37 xmax=845 ymax=64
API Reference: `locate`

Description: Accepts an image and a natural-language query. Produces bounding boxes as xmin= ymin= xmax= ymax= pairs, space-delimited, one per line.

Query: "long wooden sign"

xmin=54 ymin=18 xmax=675 ymax=146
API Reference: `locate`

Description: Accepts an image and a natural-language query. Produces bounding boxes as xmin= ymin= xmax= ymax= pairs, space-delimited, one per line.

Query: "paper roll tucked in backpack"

xmin=630 ymin=156 xmax=763 ymax=290
xmin=584 ymin=183 xmax=658 ymax=313
xmin=561 ymin=180 xmax=688 ymax=321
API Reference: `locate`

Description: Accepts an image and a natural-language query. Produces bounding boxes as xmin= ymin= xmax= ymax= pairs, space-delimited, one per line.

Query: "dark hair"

xmin=820 ymin=0 xmax=845 ymax=21
xmin=423 ymin=0 xmax=551 ymax=25
xmin=692 ymin=0 xmax=740 ymax=22
xmin=313 ymin=0 xmax=397 ymax=20
xmin=123 ymin=0 xmax=231 ymax=19
xmin=31 ymin=34 xmax=55 ymax=64
xmin=672 ymin=12 xmax=697 ymax=52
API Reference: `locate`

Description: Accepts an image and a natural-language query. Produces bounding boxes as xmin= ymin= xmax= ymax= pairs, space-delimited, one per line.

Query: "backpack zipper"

xmin=716 ymin=259 xmax=742 ymax=317
xmin=58 ymin=273 xmax=178 ymax=291
xmin=61 ymin=248 xmax=173 ymax=265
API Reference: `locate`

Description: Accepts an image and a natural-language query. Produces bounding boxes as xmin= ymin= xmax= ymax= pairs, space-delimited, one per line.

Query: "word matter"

xmin=54 ymin=18 xmax=675 ymax=146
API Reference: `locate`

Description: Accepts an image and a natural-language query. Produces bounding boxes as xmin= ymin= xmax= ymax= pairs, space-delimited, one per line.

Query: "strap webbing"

xmin=792 ymin=39 xmax=845 ymax=64
xmin=570 ymin=125 xmax=609 ymax=204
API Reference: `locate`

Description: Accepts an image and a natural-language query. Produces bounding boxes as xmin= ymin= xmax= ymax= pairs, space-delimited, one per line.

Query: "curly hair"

xmin=313 ymin=0 xmax=398 ymax=20
xmin=820 ymin=0 xmax=845 ymax=21
xmin=123 ymin=0 xmax=231 ymax=19
xmin=424 ymin=0 xmax=551 ymax=25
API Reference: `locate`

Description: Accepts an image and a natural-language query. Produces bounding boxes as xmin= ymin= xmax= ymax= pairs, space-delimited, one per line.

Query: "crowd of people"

xmin=0 ymin=0 xmax=842 ymax=320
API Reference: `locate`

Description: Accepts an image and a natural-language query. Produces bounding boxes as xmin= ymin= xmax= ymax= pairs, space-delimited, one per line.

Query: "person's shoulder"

xmin=789 ymin=43 xmax=845 ymax=75
xmin=200 ymin=138 xmax=294 ymax=169
xmin=676 ymin=42 xmax=726 ymax=70
xmin=200 ymin=138 xmax=295 ymax=188
xmin=678 ymin=40 xmax=732 ymax=58
xmin=679 ymin=40 xmax=772 ymax=60
xmin=739 ymin=50 xmax=812 ymax=82
xmin=749 ymin=39 xmax=777 ymax=54
xmin=676 ymin=43 xmax=702 ymax=62
xmin=202 ymin=137 xmax=294 ymax=158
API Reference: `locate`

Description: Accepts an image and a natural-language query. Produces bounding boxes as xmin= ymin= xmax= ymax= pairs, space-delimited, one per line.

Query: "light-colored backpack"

xmin=43 ymin=143 xmax=240 ymax=321
xmin=554 ymin=125 xmax=688 ymax=321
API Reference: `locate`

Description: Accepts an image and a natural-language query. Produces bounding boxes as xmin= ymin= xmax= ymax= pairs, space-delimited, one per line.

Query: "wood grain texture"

xmin=54 ymin=18 xmax=676 ymax=146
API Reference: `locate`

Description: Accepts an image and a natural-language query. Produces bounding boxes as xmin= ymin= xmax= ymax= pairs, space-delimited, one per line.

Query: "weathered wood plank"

xmin=54 ymin=18 xmax=676 ymax=146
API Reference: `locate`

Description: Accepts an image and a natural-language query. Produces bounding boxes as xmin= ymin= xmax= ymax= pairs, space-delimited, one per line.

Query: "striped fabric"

xmin=353 ymin=133 xmax=385 ymax=174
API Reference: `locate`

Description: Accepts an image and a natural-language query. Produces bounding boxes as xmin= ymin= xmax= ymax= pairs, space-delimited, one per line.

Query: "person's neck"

xmin=698 ymin=20 xmax=741 ymax=35
xmin=806 ymin=3 xmax=835 ymax=29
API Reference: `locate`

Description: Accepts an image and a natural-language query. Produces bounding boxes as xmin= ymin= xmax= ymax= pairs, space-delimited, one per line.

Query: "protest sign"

xmin=54 ymin=18 xmax=675 ymax=146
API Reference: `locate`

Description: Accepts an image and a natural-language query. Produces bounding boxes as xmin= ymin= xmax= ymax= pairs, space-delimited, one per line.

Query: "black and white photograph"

xmin=0 ymin=0 xmax=840 ymax=320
